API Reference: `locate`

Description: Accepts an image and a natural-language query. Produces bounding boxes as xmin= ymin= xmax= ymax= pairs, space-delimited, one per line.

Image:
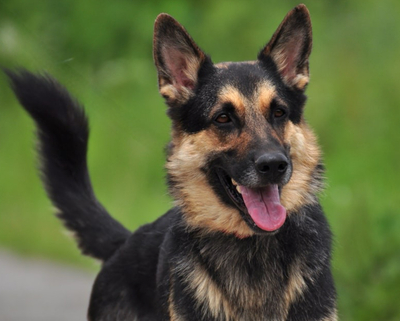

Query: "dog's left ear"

xmin=153 ymin=14 xmax=208 ymax=105
xmin=259 ymin=4 xmax=312 ymax=90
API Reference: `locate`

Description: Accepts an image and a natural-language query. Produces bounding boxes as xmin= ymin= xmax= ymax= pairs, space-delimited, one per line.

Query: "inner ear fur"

xmin=259 ymin=4 xmax=312 ymax=90
xmin=153 ymin=14 xmax=207 ymax=105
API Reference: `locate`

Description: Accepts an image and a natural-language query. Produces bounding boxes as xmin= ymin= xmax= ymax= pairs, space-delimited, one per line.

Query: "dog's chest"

xmin=172 ymin=237 xmax=300 ymax=321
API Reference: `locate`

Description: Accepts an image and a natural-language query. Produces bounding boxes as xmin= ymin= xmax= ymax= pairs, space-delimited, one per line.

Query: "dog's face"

xmin=153 ymin=5 xmax=322 ymax=237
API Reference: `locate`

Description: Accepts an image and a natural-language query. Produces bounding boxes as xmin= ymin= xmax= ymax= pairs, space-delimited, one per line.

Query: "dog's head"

xmin=153 ymin=5 xmax=323 ymax=237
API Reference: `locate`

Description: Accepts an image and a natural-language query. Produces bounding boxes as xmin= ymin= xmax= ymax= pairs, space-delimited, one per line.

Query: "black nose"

xmin=255 ymin=152 xmax=289 ymax=175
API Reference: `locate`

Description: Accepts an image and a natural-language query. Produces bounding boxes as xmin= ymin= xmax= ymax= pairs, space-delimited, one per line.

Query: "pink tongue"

xmin=240 ymin=184 xmax=286 ymax=231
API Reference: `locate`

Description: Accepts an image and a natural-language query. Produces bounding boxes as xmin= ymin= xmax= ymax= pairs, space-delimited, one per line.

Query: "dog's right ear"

xmin=153 ymin=14 xmax=208 ymax=106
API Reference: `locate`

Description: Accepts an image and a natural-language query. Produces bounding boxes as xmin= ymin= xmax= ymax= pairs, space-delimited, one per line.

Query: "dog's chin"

xmin=215 ymin=168 xmax=287 ymax=235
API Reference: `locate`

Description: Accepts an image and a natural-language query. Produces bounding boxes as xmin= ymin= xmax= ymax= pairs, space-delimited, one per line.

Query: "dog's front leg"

xmin=285 ymin=266 xmax=337 ymax=321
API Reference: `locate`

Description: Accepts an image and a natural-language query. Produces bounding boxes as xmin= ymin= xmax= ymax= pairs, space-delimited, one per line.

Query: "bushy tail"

xmin=6 ymin=69 xmax=131 ymax=262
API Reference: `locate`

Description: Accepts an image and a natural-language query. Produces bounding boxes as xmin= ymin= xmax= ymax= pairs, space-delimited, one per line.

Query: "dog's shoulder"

xmin=88 ymin=208 xmax=180 ymax=320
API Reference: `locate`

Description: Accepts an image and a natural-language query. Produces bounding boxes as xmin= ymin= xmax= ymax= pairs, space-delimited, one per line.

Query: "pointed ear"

xmin=258 ymin=4 xmax=312 ymax=90
xmin=153 ymin=14 xmax=207 ymax=105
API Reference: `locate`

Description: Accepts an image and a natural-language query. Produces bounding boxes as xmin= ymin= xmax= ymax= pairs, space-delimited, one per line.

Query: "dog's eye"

xmin=214 ymin=113 xmax=231 ymax=124
xmin=273 ymin=109 xmax=286 ymax=118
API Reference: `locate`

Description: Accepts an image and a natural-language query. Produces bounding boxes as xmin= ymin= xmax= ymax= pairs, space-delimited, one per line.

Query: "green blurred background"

xmin=0 ymin=0 xmax=399 ymax=320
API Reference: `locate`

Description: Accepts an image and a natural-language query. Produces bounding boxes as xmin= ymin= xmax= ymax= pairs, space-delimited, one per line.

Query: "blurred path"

xmin=0 ymin=250 xmax=95 ymax=321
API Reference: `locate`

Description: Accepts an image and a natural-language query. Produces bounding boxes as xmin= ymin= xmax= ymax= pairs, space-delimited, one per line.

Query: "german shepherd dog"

xmin=6 ymin=4 xmax=337 ymax=321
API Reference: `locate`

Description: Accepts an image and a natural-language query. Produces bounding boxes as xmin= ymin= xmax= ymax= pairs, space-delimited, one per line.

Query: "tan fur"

xmin=167 ymin=132 xmax=254 ymax=237
xmin=180 ymin=49 xmax=204 ymax=87
xmin=255 ymin=83 xmax=286 ymax=143
xmin=256 ymin=82 xmax=276 ymax=114
xmin=216 ymin=83 xmax=278 ymax=141
xmin=186 ymin=263 xmax=234 ymax=320
xmin=167 ymin=84 xmax=269 ymax=237
xmin=217 ymin=85 xmax=247 ymax=116
xmin=158 ymin=46 xmax=203 ymax=104
xmin=284 ymin=259 xmax=308 ymax=311
xmin=215 ymin=61 xmax=257 ymax=70
xmin=281 ymin=121 xmax=322 ymax=213
xmin=159 ymin=78 xmax=181 ymax=102
xmin=176 ymin=256 xmax=289 ymax=321
xmin=168 ymin=81 xmax=322 ymax=234
xmin=268 ymin=31 xmax=310 ymax=88
xmin=322 ymin=309 xmax=339 ymax=321
xmin=292 ymin=73 xmax=309 ymax=90
xmin=215 ymin=62 xmax=232 ymax=69
xmin=168 ymin=278 xmax=184 ymax=321
xmin=232 ymin=131 xmax=255 ymax=156
xmin=250 ymin=82 xmax=277 ymax=139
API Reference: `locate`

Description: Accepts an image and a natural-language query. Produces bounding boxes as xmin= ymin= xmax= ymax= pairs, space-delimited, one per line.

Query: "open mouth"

xmin=216 ymin=169 xmax=287 ymax=232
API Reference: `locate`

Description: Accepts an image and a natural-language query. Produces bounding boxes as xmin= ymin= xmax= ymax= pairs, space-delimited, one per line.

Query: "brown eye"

xmin=215 ymin=113 xmax=231 ymax=124
xmin=273 ymin=109 xmax=285 ymax=118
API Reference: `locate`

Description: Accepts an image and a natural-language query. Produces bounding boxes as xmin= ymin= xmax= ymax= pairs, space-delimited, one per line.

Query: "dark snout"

xmin=254 ymin=151 xmax=291 ymax=184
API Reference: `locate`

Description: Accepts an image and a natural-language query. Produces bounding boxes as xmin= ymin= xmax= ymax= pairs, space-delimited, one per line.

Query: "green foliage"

xmin=0 ymin=1 xmax=399 ymax=320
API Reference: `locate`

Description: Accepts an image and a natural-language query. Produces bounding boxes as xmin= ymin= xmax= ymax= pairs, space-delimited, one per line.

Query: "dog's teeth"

xmin=231 ymin=179 xmax=238 ymax=186
xmin=236 ymin=185 xmax=242 ymax=194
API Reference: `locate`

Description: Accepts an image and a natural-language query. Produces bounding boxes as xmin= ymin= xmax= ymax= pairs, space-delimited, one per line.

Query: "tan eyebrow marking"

xmin=211 ymin=85 xmax=247 ymax=118
xmin=256 ymin=81 xmax=277 ymax=114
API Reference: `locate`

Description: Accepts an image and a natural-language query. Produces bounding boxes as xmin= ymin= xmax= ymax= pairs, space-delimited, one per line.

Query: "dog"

xmin=6 ymin=4 xmax=337 ymax=321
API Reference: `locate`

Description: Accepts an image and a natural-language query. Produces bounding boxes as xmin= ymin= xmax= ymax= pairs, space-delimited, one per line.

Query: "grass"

xmin=1 ymin=1 xmax=400 ymax=320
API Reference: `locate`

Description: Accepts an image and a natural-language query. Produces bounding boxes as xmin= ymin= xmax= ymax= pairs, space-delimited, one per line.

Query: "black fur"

xmin=5 ymin=69 xmax=131 ymax=261
xmin=7 ymin=4 xmax=336 ymax=321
